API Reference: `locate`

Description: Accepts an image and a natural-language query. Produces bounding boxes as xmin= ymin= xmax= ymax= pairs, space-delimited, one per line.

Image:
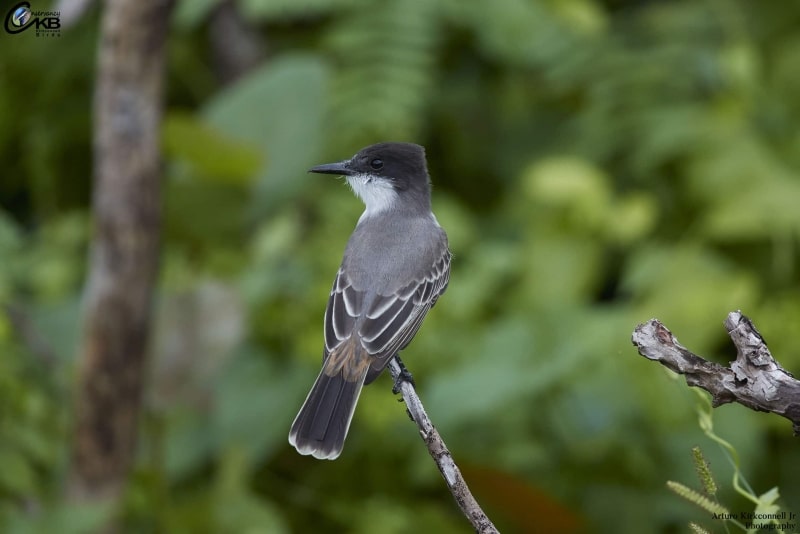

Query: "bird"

xmin=288 ymin=142 xmax=451 ymax=460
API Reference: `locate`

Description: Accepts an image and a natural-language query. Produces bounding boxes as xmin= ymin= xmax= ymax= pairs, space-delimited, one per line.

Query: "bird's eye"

xmin=370 ymin=158 xmax=383 ymax=170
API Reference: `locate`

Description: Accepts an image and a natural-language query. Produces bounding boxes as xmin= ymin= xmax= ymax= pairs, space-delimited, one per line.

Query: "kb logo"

xmin=4 ymin=1 xmax=61 ymax=36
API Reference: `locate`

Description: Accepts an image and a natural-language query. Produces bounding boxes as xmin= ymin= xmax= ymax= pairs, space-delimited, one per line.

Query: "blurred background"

xmin=1 ymin=0 xmax=800 ymax=532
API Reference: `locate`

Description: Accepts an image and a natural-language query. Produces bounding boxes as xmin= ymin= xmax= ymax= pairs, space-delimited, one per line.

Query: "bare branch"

xmin=387 ymin=358 xmax=499 ymax=534
xmin=631 ymin=311 xmax=800 ymax=434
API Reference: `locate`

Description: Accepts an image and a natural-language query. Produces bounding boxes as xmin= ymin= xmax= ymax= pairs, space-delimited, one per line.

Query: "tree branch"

xmin=387 ymin=358 xmax=499 ymax=534
xmin=631 ymin=311 xmax=800 ymax=434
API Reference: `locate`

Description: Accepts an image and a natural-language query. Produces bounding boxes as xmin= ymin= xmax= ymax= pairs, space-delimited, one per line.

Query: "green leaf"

xmin=0 ymin=209 xmax=21 ymax=252
xmin=163 ymin=112 xmax=263 ymax=183
xmin=213 ymin=447 xmax=289 ymax=533
xmin=622 ymin=244 xmax=758 ymax=351
xmin=425 ymin=317 xmax=584 ymax=428
xmin=0 ymin=446 xmax=36 ymax=495
xmin=702 ymin=177 xmax=800 ymax=240
xmin=605 ymin=192 xmax=658 ymax=244
xmin=203 ymin=54 xmax=329 ymax=216
xmin=213 ymin=347 xmax=309 ymax=463
xmin=240 ymin=0 xmax=348 ymax=21
xmin=753 ymin=486 xmax=781 ymax=517
xmin=164 ymin=180 xmax=250 ymax=245
xmin=174 ymin=0 xmax=222 ymax=28
xmin=4 ymin=502 xmax=114 ymax=534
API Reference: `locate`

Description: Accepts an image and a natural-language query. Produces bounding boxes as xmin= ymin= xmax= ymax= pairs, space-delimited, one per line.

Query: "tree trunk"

xmin=67 ymin=0 xmax=173 ymax=504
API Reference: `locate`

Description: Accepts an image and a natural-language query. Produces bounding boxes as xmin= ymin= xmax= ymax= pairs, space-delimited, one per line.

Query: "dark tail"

xmin=288 ymin=367 xmax=367 ymax=460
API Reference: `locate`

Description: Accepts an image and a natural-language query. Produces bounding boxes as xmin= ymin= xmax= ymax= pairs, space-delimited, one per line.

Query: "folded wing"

xmin=323 ymin=247 xmax=451 ymax=384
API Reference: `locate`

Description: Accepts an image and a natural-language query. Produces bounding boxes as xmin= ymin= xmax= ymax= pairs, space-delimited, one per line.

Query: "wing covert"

xmin=323 ymin=248 xmax=451 ymax=377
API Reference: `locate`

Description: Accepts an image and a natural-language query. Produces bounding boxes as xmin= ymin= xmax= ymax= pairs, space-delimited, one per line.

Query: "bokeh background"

xmin=2 ymin=0 xmax=800 ymax=532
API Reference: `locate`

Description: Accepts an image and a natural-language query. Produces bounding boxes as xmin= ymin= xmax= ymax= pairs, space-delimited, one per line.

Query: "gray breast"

xmin=341 ymin=215 xmax=447 ymax=295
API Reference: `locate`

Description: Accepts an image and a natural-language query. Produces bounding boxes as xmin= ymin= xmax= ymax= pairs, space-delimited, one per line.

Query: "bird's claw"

xmin=392 ymin=356 xmax=415 ymax=394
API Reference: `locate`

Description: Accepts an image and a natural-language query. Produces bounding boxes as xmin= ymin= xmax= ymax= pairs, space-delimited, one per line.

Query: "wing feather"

xmin=362 ymin=297 xmax=418 ymax=351
xmin=323 ymin=247 xmax=451 ymax=378
xmin=361 ymin=296 xmax=409 ymax=343
xmin=324 ymin=269 xmax=366 ymax=355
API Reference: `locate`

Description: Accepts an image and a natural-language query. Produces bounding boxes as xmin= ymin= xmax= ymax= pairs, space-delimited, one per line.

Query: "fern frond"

xmin=240 ymin=0 xmax=356 ymax=21
xmin=324 ymin=0 xmax=439 ymax=148
xmin=666 ymin=481 xmax=729 ymax=516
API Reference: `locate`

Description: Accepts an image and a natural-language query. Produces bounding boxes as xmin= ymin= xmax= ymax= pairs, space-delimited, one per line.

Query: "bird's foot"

xmin=392 ymin=356 xmax=415 ymax=394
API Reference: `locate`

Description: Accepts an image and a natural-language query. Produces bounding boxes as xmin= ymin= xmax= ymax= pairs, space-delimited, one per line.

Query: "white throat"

xmin=346 ymin=174 xmax=399 ymax=221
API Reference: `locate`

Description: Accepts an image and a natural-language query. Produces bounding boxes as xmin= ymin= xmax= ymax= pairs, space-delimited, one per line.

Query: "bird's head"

xmin=309 ymin=142 xmax=431 ymax=217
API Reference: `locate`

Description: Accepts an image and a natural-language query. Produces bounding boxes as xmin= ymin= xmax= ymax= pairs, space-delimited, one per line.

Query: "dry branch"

xmin=631 ymin=311 xmax=800 ymax=434
xmin=387 ymin=358 xmax=499 ymax=534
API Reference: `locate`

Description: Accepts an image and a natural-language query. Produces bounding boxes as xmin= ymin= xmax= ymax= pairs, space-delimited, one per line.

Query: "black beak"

xmin=308 ymin=159 xmax=354 ymax=176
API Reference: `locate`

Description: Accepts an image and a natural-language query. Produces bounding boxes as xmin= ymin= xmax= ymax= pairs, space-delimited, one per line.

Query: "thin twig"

xmin=387 ymin=358 xmax=500 ymax=534
xmin=631 ymin=311 xmax=800 ymax=434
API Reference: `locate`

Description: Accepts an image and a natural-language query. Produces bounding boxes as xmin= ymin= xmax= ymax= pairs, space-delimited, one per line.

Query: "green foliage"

xmin=203 ymin=53 xmax=329 ymax=216
xmin=666 ymin=481 xmax=730 ymax=517
xmin=667 ymin=394 xmax=791 ymax=533
xmin=692 ymin=446 xmax=718 ymax=497
xmin=0 ymin=226 xmax=80 ymax=531
xmin=324 ymin=0 xmax=440 ymax=149
xmin=690 ymin=523 xmax=713 ymax=534
xmin=241 ymin=0 xmax=355 ymax=23
xmin=163 ymin=113 xmax=263 ymax=183
xmin=2 ymin=0 xmax=800 ymax=532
